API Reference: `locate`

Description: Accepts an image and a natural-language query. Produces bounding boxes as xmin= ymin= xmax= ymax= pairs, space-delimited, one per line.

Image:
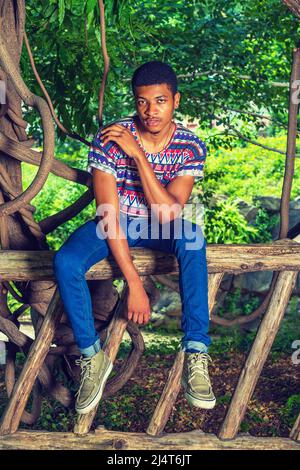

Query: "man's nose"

xmin=146 ymin=102 xmax=158 ymax=115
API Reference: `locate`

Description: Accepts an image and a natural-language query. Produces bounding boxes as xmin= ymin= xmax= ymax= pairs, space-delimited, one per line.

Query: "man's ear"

xmin=174 ymin=91 xmax=181 ymax=109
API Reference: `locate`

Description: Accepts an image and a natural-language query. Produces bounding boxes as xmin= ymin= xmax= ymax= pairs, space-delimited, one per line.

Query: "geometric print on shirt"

xmin=87 ymin=115 xmax=207 ymax=217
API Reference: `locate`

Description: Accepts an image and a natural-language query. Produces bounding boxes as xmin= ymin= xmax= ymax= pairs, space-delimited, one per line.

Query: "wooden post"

xmin=146 ymin=273 xmax=224 ymax=436
xmin=290 ymin=414 xmax=300 ymax=441
xmin=218 ymin=268 xmax=299 ymax=440
xmin=146 ymin=350 xmax=184 ymax=436
xmin=0 ymin=288 xmax=64 ymax=435
xmin=74 ymin=283 xmax=129 ymax=435
xmin=208 ymin=273 xmax=224 ymax=318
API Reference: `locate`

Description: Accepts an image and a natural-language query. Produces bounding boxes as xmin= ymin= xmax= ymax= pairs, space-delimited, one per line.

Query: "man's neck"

xmin=135 ymin=117 xmax=175 ymax=152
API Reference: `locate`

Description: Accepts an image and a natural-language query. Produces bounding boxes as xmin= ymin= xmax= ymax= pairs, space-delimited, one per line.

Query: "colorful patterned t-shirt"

xmin=87 ymin=115 xmax=206 ymax=217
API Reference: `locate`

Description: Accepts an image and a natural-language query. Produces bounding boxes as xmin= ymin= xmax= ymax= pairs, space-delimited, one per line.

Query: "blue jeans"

xmin=53 ymin=212 xmax=211 ymax=357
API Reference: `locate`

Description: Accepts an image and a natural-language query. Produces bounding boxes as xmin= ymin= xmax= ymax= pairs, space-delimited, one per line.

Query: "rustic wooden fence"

xmin=0 ymin=238 xmax=300 ymax=450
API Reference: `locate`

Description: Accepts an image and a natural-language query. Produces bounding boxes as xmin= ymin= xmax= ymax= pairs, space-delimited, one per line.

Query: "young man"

xmin=53 ymin=61 xmax=216 ymax=415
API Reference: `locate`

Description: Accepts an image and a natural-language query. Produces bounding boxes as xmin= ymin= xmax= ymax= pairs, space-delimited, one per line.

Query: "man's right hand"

xmin=127 ymin=282 xmax=151 ymax=325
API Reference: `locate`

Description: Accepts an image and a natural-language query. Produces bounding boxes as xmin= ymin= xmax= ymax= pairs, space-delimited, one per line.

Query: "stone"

xmin=271 ymin=208 xmax=300 ymax=238
xmin=290 ymin=196 xmax=300 ymax=210
xmin=253 ymin=196 xmax=281 ymax=213
xmin=233 ymin=271 xmax=273 ymax=293
xmin=152 ymin=290 xmax=182 ymax=315
xmin=235 ymin=198 xmax=259 ymax=222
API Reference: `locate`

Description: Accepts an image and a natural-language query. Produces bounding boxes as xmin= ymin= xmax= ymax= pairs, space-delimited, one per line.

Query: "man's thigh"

xmin=130 ymin=217 xmax=205 ymax=253
xmin=56 ymin=218 xmax=111 ymax=272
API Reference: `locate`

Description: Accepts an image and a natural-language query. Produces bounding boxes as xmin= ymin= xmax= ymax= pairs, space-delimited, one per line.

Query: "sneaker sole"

xmin=76 ymin=361 xmax=113 ymax=415
xmin=184 ymin=391 xmax=216 ymax=409
xmin=182 ymin=378 xmax=216 ymax=410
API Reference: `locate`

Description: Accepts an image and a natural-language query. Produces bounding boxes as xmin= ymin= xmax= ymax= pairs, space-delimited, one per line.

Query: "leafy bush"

xmin=203 ymin=198 xmax=259 ymax=244
xmin=199 ymin=134 xmax=300 ymax=203
xmin=280 ymin=395 xmax=300 ymax=428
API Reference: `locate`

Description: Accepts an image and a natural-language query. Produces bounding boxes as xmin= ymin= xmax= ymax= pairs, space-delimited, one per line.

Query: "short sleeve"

xmin=87 ymin=130 xmax=117 ymax=178
xmin=176 ymin=136 xmax=207 ymax=183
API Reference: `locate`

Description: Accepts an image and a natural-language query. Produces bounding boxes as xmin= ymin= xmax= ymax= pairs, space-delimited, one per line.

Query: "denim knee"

xmin=173 ymin=219 xmax=206 ymax=254
xmin=53 ymin=248 xmax=84 ymax=280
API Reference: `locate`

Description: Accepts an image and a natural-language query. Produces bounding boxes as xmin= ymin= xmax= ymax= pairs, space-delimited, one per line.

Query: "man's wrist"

xmin=132 ymin=148 xmax=146 ymax=162
xmin=127 ymin=275 xmax=143 ymax=288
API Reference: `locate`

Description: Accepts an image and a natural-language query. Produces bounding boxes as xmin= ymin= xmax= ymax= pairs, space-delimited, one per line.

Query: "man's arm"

xmin=134 ymin=153 xmax=195 ymax=223
xmin=92 ymin=169 xmax=151 ymax=325
xmin=100 ymin=124 xmax=195 ymax=223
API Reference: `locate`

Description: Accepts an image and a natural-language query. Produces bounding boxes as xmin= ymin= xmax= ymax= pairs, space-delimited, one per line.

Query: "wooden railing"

xmin=0 ymin=237 xmax=299 ymax=449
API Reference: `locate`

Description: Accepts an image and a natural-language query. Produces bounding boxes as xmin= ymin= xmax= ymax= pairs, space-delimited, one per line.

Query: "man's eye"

xmin=158 ymin=99 xmax=166 ymax=103
xmin=137 ymin=101 xmax=145 ymax=105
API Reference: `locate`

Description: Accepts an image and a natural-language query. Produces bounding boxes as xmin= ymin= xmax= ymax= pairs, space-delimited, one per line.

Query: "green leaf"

xmin=58 ymin=0 xmax=65 ymax=25
xmin=86 ymin=0 xmax=98 ymax=15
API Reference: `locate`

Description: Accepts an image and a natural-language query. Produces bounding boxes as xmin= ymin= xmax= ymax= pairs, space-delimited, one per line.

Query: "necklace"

xmin=137 ymin=121 xmax=175 ymax=154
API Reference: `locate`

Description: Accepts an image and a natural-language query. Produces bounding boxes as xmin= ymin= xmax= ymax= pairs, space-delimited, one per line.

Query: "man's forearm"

xmin=99 ymin=214 xmax=141 ymax=286
xmin=134 ymin=150 xmax=181 ymax=222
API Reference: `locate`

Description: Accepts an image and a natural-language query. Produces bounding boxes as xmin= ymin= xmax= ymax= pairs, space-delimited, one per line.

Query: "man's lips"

xmin=145 ymin=118 xmax=160 ymax=126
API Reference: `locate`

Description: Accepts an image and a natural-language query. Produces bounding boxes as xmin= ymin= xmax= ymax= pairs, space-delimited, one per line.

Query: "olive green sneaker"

xmin=75 ymin=349 xmax=113 ymax=415
xmin=181 ymin=352 xmax=216 ymax=409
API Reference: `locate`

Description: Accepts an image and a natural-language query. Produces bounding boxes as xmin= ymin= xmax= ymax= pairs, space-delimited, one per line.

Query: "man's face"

xmin=134 ymin=83 xmax=180 ymax=133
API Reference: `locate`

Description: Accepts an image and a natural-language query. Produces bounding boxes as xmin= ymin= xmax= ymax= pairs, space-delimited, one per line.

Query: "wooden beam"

xmin=282 ymin=1 xmax=300 ymax=19
xmin=74 ymin=284 xmax=129 ymax=435
xmin=290 ymin=413 xmax=300 ymax=441
xmin=0 ymin=241 xmax=300 ymax=281
xmin=218 ymin=269 xmax=299 ymax=440
xmin=146 ymin=350 xmax=184 ymax=436
xmin=0 ymin=429 xmax=299 ymax=450
xmin=0 ymin=288 xmax=64 ymax=435
xmin=146 ymin=273 xmax=224 ymax=436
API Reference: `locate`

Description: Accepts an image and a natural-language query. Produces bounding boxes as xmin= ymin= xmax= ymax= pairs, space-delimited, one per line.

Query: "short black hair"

xmin=131 ymin=61 xmax=178 ymax=96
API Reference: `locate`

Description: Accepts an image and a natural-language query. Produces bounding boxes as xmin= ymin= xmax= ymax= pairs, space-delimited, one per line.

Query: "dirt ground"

xmin=0 ymin=351 xmax=299 ymax=437
xmin=97 ymin=351 xmax=300 ymax=437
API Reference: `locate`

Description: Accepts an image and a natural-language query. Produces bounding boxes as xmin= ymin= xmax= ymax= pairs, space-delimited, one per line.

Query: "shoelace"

xmin=187 ymin=352 xmax=212 ymax=384
xmin=74 ymin=356 xmax=96 ymax=398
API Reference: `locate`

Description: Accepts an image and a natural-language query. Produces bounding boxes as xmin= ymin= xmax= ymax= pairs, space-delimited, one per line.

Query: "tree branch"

xmin=214 ymin=115 xmax=286 ymax=155
xmin=98 ymin=0 xmax=110 ymax=126
xmin=39 ymin=188 xmax=94 ymax=235
xmin=0 ymin=131 xmax=92 ymax=187
xmin=23 ymin=32 xmax=90 ymax=147
xmin=0 ymin=30 xmax=55 ymax=217
xmin=282 ymin=0 xmax=300 ymax=19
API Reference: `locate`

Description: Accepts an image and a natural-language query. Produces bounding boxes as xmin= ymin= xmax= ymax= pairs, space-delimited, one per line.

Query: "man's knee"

xmin=173 ymin=219 xmax=206 ymax=252
xmin=53 ymin=247 xmax=84 ymax=279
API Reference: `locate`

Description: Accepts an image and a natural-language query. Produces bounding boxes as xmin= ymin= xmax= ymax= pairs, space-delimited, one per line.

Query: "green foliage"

xmin=217 ymin=287 xmax=261 ymax=319
xmin=23 ymin=0 xmax=300 ymax=144
xmin=279 ymin=395 xmax=300 ymax=428
xmin=99 ymin=395 xmax=138 ymax=430
xmin=204 ymin=198 xmax=259 ymax=244
xmin=271 ymin=296 xmax=300 ymax=353
xmin=200 ymin=134 xmax=300 ymax=202
xmin=209 ymin=294 xmax=300 ymax=356
xmin=118 ymin=331 xmax=181 ymax=357
xmin=251 ymin=208 xmax=280 ymax=243
xmin=217 ymin=392 xmax=232 ymax=406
